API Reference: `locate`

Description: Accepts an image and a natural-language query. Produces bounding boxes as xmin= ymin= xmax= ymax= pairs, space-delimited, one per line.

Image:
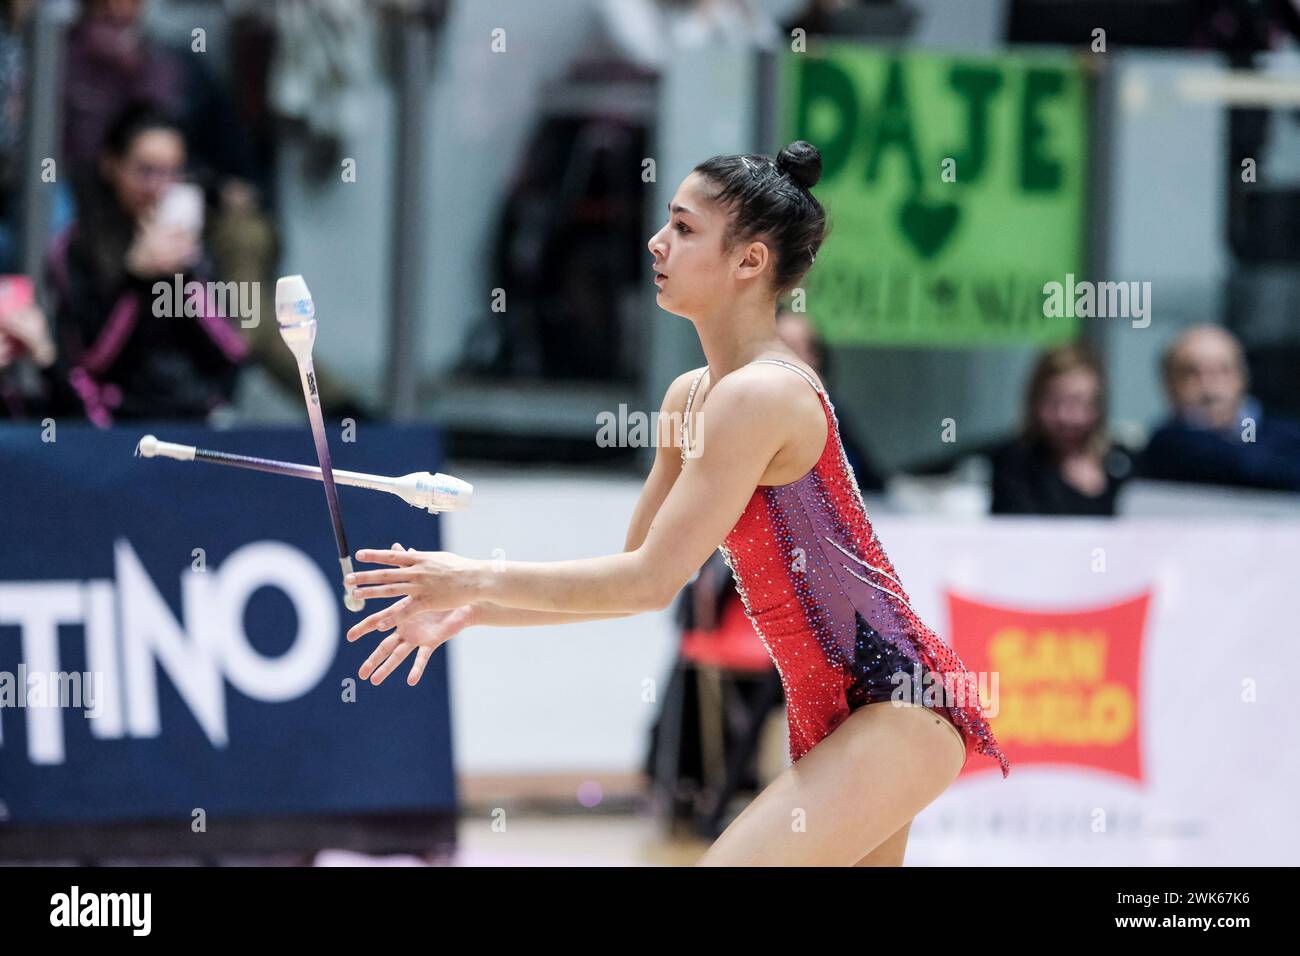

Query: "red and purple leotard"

xmin=683 ymin=358 xmax=1011 ymax=778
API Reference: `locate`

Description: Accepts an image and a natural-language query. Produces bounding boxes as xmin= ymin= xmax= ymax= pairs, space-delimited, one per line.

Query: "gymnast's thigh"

xmin=695 ymin=701 xmax=964 ymax=866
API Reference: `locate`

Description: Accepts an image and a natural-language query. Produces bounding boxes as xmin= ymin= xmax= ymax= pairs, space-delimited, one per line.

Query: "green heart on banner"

xmin=899 ymin=195 xmax=960 ymax=259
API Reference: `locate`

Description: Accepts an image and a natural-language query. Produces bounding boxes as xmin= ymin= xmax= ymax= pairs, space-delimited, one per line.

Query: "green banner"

xmin=780 ymin=44 xmax=1087 ymax=347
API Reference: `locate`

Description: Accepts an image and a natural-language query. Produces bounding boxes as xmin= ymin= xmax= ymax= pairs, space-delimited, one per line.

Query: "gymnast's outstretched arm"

xmin=351 ymin=369 xmax=697 ymax=635
xmin=461 ymin=369 xmax=700 ymax=629
xmin=345 ymin=367 xmax=790 ymax=639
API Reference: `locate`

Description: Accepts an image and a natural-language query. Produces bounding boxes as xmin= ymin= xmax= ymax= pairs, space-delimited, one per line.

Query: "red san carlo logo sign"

xmin=946 ymin=590 xmax=1151 ymax=780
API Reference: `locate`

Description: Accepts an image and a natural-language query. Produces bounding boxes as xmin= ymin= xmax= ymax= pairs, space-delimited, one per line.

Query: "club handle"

xmin=341 ymin=556 xmax=364 ymax=612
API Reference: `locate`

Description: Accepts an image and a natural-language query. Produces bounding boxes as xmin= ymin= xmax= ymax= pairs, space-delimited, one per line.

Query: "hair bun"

xmin=776 ymin=141 xmax=822 ymax=190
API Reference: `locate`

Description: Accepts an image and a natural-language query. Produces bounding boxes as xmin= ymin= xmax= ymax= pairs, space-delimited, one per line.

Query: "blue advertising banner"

xmin=0 ymin=423 xmax=457 ymax=826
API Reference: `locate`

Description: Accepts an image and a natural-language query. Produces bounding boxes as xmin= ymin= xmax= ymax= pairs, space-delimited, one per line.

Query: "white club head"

xmin=424 ymin=473 xmax=473 ymax=513
xmin=275 ymin=274 xmax=316 ymax=362
xmin=392 ymin=472 xmax=474 ymax=513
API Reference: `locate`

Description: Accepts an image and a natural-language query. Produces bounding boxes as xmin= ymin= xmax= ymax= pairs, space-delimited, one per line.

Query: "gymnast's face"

xmin=647 ymin=172 xmax=749 ymax=319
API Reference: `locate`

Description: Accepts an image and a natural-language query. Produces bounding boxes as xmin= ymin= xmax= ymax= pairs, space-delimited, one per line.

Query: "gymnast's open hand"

xmin=347 ymin=543 xmax=481 ymax=610
xmin=345 ymin=543 xmax=480 ymax=685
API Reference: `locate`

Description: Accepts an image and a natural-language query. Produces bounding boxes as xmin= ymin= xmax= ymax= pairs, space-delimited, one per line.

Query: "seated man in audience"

xmin=1139 ymin=324 xmax=1300 ymax=492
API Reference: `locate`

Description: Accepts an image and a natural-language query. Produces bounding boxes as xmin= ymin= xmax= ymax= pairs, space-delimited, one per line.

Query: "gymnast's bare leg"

xmin=854 ymin=820 xmax=912 ymax=867
xmin=695 ymin=701 xmax=966 ymax=866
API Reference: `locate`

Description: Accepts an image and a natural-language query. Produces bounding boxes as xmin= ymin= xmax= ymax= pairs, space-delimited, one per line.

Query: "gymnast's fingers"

xmin=356 ymin=548 xmax=418 ymax=567
xmin=346 ymin=596 xmax=411 ymax=642
xmin=407 ymin=647 xmax=433 ymax=686
xmin=370 ymin=641 xmax=415 ymax=685
xmin=346 ymin=568 xmax=410 ymax=587
xmin=358 ymin=632 xmax=403 ymax=680
xmin=349 ymin=583 xmax=411 ymax=600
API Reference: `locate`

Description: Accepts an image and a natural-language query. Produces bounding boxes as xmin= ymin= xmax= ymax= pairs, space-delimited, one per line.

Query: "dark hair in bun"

xmin=776 ymin=140 xmax=822 ymax=190
xmin=692 ymin=140 xmax=829 ymax=297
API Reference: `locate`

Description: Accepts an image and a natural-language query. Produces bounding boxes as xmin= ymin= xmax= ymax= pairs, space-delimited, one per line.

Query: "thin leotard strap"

xmin=684 ymin=366 xmax=708 ymax=418
xmin=681 ymin=366 xmax=708 ymax=461
xmin=747 ymin=357 xmax=825 ymax=395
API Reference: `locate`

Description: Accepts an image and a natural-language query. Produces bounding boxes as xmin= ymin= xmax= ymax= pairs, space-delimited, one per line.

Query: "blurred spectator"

xmin=779 ymin=0 xmax=917 ymax=38
xmin=0 ymin=0 xmax=38 ymax=274
xmin=586 ymin=0 xmax=782 ymax=74
xmin=62 ymin=0 xmax=260 ymax=191
xmin=43 ymin=100 xmax=247 ymax=425
xmin=645 ymin=546 xmax=777 ymax=820
xmin=63 ymin=0 xmax=366 ymax=418
xmin=1138 ymin=324 xmax=1300 ymax=492
xmin=234 ymin=0 xmax=367 ymax=165
xmin=776 ymin=307 xmax=886 ymax=491
xmin=63 ymin=0 xmax=181 ymax=177
xmin=462 ymin=1 xmax=786 ymax=384
xmin=990 ymin=342 xmax=1135 ymax=516
xmin=0 ymin=275 xmax=55 ymax=418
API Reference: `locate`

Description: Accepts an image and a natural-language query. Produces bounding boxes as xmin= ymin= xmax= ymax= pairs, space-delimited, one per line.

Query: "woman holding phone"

xmin=44 ymin=99 xmax=247 ymax=425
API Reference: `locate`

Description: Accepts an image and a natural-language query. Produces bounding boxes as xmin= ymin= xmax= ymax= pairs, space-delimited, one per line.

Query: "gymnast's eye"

xmin=675 ymin=222 xmax=690 ymax=234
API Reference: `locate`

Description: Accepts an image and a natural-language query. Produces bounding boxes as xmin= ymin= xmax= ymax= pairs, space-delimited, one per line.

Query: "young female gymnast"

xmin=345 ymin=140 xmax=1011 ymax=866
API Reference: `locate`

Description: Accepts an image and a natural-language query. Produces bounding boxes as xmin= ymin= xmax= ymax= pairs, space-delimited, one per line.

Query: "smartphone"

xmin=0 ymin=274 xmax=34 ymax=317
xmin=156 ymin=182 xmax=204 ymax=233
xmin=0 ymin=274 xmax=36 ymax=362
